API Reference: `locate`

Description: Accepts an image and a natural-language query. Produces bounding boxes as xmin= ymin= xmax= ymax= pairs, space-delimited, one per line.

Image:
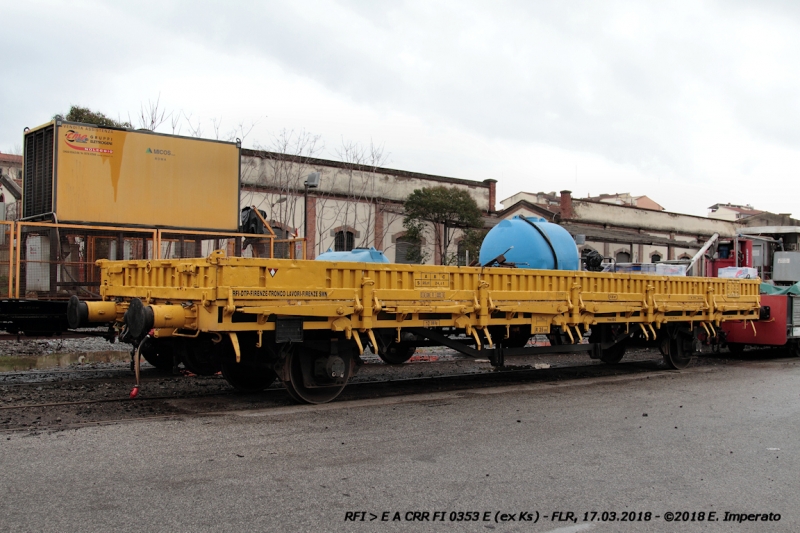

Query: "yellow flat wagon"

xmin=71 ymin=252 xmax=761 ymax=403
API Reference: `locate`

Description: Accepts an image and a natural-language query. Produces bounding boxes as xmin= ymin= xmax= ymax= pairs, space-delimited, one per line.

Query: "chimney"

xmin=560 ymin=190 xmax=574 ymax=220
xmin=484 ymin=179 xmax=497 ymax=213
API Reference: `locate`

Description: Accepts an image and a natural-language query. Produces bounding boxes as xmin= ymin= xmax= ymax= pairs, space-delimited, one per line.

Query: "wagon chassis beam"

xmin=407 ymin=327 xmax=602 ymax=368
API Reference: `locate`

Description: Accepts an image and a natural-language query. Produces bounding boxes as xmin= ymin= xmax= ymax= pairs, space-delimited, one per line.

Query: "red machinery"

xmin=715 ymin=236 xmax=800 ymax=355
xmin=722 ymin=294 xmax=800 ymax=355
xmin=706 ymin=238 xmax=752 ymax=277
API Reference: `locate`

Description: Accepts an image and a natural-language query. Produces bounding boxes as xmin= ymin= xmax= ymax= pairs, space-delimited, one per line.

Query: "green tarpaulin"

xmin=760 ymin=282 xmax=800 ymax=295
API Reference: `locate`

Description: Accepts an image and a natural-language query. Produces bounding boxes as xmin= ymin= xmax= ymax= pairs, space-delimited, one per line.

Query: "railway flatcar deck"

xmin=70 ymin=252 xmax=761 ymax=403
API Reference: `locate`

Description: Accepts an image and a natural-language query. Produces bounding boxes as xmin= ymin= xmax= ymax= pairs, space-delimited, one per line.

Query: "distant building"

xmin=0 ymin=152 xmax=22 ymax=220
xmin=499 ymin=191 xmax=561 ymax=211
xmin=500 ymin=191 xmax=665 ymax=213
xmin=585 ymin=192 xmax=665 ymax=211
xmin=239 ymin=149 xmax=497 ymax=263
xmin=739 ymin=212 xmax=800 ymax=228
xmin=498 ymin=190 xmax=738 ymax=274
xmin=0 ymin=152 xmax=22 ymax=181
xmin=708 ymin=202 xmax=764 ymax=221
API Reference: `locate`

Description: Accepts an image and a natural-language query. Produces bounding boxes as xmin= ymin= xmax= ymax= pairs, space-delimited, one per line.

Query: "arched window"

xmin=651 ymin=253 xmax=662 ymax=263
xmin=334 ymin=230 xmax=355 ymax=252
xmin=615 ymin=251 xmax=631 ymax=263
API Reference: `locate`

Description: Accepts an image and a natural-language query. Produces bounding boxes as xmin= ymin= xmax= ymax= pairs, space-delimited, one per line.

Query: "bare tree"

xmin=333 ymin=139 xmax=400 ymax=250
xmin=243 ymin=129 xmax=323 ymax=249
xmin=182 ymin=111 xmax=204 ymax=138
xmin=169 ymin=112 xmax=182 ymax=135
xmin=137 ymin=94 xmax=171 ymax=131
xmin=228 ymin=118 xmax=262 ymax=144
xmin=211 ymin=116 xmax=223 ymax=140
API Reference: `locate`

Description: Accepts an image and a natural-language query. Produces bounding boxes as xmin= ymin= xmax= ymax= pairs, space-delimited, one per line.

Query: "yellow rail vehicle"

xmin=70 ymin=252 xmax=761 ymax=403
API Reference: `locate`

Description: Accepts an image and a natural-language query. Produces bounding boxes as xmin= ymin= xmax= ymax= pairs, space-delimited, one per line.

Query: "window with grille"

xmin=457 ymin=241 xmax=468 ymax=266
xmin=395 ymin=238 xmax=421 ymax=264
xmin=334 ymin=230 xmax=354 ymax=252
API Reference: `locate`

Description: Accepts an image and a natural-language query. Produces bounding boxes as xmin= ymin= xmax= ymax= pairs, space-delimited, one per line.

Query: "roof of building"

xmin=585 ymin=192 xmax=665 ymax=211
xmin=0 ymin=153 xmax=22 ymax=165
xmin=0 ymin=174 xmax=22 ymax=200
xmin=738 ymin=211 xmax=800 ymax=227
xmin=241 ymin=148 xmax=494 ymax=189
xmin=495 ymin=199 xmax=560 ymax=220
xmin=707 ymin=203 xmax=763 ymax=216
xmin=498 ymin=191 xmax=560 ymax=207
xmin=559 ymin=222 xmax=701 ymax=248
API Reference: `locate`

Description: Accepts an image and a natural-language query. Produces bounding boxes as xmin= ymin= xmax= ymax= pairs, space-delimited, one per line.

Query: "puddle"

xmin=0 ymin=351 xmax=130 ymax=372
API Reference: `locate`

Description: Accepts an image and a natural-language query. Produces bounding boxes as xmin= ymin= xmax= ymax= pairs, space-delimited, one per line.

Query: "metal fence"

xmin=5 ymin=221 xmax=305 ymax=299
xmin=0 ymin=222 xmax=13 ymax=298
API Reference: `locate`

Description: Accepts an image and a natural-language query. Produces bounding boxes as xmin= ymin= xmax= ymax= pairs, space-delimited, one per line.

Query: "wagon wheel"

xmin=378 ymin=342 xmax=416 ymax=365
xmin=658 ymin=336 xmax=670 ymax=356
xmin=588 ymin=325 xmax=627 ymax=364
xmin=599 ymin=341 xmax=626 ymax=364
xmin=664 ymin=334 xmax=693 ymax=369
xmin=178 ymin=336 xmax=223 ymax=376
xmin=138 ymin=337 xmax=174 ymax=371
xmin=489 ymin=325 xmax=530 ymax=349
xmin=282 ymin=346 xmax=352 ymax=404
xmin=221 ymin=360 xmax=277 ymax=393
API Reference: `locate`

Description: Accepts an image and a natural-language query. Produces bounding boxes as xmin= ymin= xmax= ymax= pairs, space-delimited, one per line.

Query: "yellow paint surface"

xmin=55 ymin=123 xmax=239 ymax=230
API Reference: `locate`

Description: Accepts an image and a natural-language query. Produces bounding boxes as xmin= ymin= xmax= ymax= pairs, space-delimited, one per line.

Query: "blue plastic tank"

xmin=479 ymin=216 xmax=579 ymax=270
xmin=316 ymin=247 xmax=391 ymax=263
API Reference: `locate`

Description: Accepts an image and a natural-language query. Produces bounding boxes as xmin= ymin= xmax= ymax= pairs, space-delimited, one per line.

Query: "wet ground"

xmin=1 ymin=333 xmax=794 ymax=433
xmin=3 ymin=350 xmax=798 ymax=532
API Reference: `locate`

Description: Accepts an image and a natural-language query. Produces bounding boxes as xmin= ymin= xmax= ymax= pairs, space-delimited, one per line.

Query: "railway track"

xmin=0 ymin=331 xmax=111 ymax=341
xmin=2 ymin=349 xmax=757 ymax=434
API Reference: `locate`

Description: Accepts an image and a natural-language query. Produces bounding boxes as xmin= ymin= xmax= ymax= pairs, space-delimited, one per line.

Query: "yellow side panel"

xmin=55 ymin=123 xmax=239 ymax=231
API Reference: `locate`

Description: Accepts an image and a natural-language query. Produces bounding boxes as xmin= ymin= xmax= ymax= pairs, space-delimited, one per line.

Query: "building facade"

xmin=707 ymin=203 xmax=764 ymax=221
xmin=498 ymin=190 xmax=739 ymax=274
xmin=239 ymin=149 xmax=496 ymax=263
xmin=0 ymin=152 xmax=22 ymax=220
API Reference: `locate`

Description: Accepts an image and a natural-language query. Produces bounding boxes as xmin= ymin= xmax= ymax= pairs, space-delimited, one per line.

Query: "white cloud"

xmin=2 ymin=0 xmax=800 ymax=217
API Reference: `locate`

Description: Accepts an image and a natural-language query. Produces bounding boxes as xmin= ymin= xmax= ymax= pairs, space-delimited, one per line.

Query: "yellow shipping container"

xmin=23 ymin=120 xmax=240 ymax=231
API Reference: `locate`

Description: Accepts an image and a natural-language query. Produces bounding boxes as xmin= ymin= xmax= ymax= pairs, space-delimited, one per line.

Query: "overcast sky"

xmin=2 ymin=0 xmax=799 ymax=217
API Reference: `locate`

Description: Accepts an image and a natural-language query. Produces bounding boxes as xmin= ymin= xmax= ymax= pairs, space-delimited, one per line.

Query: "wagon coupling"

xmin=67 ymin=296 xmax=117 ymax=329
xmin=69 ymin=297 xmax=191 ymax=338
